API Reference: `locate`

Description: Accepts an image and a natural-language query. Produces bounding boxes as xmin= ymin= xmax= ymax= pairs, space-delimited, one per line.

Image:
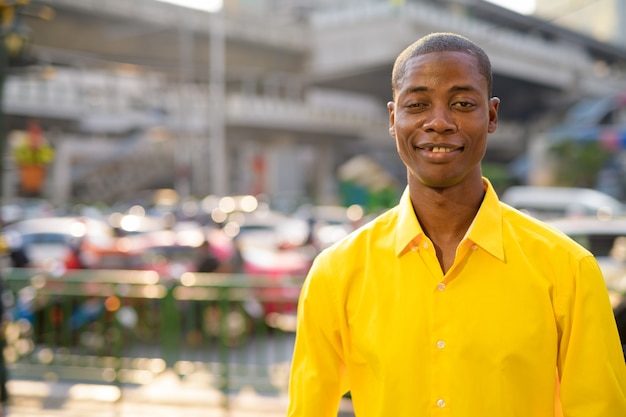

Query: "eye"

xmin=404 ymin=102 xmax=428 ymax=111
xmin=452 ymin=101 xmax=475 ymax=110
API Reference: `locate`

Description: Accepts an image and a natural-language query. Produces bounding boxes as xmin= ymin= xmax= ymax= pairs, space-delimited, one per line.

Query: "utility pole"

xmin=208 ymin=6 xmax=227 ymax=197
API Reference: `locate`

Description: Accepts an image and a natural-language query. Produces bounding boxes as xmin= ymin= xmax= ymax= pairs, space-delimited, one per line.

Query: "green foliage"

xmin=10 ymin=127 xmax=55 ymax=166
xmin=339 ymin=181 xmax=399 ymax=213
xmin=13 ymin=143 xmax=55 ymax=165
xmin=482 ymin=162 xmax=515 ymax=195
xmin=548 ymin=140 xmax=611 ymax=188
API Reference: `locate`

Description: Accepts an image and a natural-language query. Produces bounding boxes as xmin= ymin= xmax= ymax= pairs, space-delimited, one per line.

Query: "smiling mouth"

xmin=416 ymin=145 xmax=461 ymax=153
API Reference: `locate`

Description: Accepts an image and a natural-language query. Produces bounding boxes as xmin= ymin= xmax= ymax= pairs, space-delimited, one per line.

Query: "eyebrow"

xmin=449 ymin=85 xmax=476 ymax=93
xmin=405 ymin=85 xmax=477 ymax=94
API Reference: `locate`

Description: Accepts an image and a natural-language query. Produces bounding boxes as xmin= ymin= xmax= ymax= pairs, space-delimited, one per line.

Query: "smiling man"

xmin=286 ymin=32 xmax=626 ymax=417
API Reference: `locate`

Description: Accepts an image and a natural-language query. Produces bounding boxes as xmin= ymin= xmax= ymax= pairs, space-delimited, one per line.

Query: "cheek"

xmin=395 ymin=113 xmax=419 ymax=129
xmin=395 ymin=138 xmax=415 ymax=167
xmin=393 ymin=120 xmax=420 ymax=155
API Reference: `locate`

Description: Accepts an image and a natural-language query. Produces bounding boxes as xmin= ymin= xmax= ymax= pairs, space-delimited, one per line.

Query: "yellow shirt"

xmin=287 ymin=179 xmax=626 ymax=417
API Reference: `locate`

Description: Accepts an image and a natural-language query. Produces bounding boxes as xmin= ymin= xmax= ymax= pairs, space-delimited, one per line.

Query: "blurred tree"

xmin=548 ymin=139 xmax=612 ymax=188
xmin=482 ymin=162 xmax=516 ymax=195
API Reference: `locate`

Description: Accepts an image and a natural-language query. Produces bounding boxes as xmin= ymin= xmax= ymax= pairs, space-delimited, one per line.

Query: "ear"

xmin=487 ymin=97 xmax=500 ymax=134
xmin=387 ymin=101 xmax=396 ymax=137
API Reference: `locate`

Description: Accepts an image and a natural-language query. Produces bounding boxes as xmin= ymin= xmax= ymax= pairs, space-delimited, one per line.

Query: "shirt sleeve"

xmin=556 ymin=255 xmax=626 ymax=416
xmin=287 ymin=252 xmax=348 ymax=417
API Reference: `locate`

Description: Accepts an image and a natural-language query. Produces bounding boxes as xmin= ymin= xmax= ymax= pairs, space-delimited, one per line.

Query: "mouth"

xmin=431 ymin=146 xmax=454 ymax=153
xmin=416 ymin=144 xmax=462 ymax=153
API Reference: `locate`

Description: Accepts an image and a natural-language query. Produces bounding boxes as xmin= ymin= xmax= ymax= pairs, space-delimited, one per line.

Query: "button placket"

xmin=432 ymin=270 xmax=450 ymax=413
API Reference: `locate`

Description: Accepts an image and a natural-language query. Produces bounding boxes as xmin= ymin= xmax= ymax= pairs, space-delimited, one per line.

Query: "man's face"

xmin=388 ymin=51 xmax=499 ymax=189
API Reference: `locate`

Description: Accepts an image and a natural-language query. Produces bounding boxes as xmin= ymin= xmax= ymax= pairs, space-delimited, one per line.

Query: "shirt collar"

xmin=466 ymin=178 xmax=505 ymax=261
xmin=395 ymin=178 xmax=505 ymax=261
xmin=395 ymin=187 xmax=423 ymax=256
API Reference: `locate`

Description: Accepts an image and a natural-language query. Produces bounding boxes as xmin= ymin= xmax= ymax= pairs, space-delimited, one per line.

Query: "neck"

xmin=410 ymin=174 xmax=484 ymax=219
xmin=408 ymin=175 xmax=486 ymax=270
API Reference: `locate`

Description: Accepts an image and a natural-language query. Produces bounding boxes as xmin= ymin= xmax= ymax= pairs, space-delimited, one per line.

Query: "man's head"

xmin=391 ymin=32 xmax=493 ymax=99
xmin=387 ymin=32 xmax=499 ymax=190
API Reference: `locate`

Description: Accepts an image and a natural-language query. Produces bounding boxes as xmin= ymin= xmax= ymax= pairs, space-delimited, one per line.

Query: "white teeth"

xmin=432 ymin=147 xmax=452 ymax=153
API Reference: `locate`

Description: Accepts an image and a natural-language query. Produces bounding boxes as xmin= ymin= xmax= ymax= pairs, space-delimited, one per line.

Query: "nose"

xmin=422 ymin=107 xmax=457 ymax=133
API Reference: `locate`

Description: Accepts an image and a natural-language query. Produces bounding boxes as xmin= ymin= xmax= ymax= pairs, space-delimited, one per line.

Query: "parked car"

xmin=89 ymin=228 xmax=205 ymax=277
xmin=210 ymin=207 xmax=314 ymax=333
xmin=1 ymin=216 xmax=116 ymax=271
xmin=294 ymin=204 xmax=364 ymax=251
xmin=0 ymin=197 xmax=56 ymax=224
xmin=501 ymin=185 xmax=625 ymax=220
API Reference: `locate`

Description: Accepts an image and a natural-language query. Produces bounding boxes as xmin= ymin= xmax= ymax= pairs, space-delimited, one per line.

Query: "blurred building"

xmin=534 ymin=0 xmax=626 ymax=48
xmin=4 ymin=0 xmax=626 ymax=209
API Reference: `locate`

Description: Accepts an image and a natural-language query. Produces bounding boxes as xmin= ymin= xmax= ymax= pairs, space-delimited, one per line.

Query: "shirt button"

xmin=436 ymin=340 xmax=445 ymax=349
xmin=436 ymin=283 xmax=446 ymax=291
xmin=423 ymin=242 xmax=429 ymax=250
xmin=437 ymin=399 xmax=446 ymax=408
xmin=411 ymin=246 xmax=418 ymax=252
xmin=471 ymin=244 xmax=478 ymax=251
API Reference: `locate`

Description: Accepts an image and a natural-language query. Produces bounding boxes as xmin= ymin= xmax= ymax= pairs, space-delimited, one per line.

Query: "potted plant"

xmin=10 ymin=120 xmax=55 ymax=194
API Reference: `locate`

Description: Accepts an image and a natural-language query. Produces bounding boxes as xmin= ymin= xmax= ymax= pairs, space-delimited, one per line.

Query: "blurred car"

xmin=217 ymin=208 xmax=313 ymax=330
xmin=233 ymin=211 xmax=314 ymax=278
xmin=1 ymin=216 xmax=115 ymax=270
xmin=91 ymin=228 xmax=206 ymax=278
xmin=1 ymin=197 xmax=56 ymax=224
xmin=501 ymin=185 xmax=625 ymax=220
xmin=233 ymin=209 xmax=309 ymax=249
xmin=108 ymin=211 xmax=172 ymax=237
xmin=214 ymin=207 xmax=313 ymax=275
xmin=294 ymin=204 xmax=364 ymax=251
xmin=205 ymin=226 xmax=239 ymax=269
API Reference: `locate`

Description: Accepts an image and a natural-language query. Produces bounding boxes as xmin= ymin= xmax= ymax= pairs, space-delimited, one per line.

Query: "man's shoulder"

xmin=317 ymin=206 xmax=399 ymax=257
xmin=500 ymin=203 xmax=592 ymax=256
xmin=307 ymin=207 xmax=400 ymax=285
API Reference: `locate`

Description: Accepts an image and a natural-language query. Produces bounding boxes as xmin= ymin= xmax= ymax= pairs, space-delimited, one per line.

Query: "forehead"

xmin=400 ymin=51 xmax=488 ymax=93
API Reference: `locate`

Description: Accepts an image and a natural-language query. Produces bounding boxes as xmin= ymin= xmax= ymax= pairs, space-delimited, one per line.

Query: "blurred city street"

xmin=1 ymin=1 xmax=626 ymax=416
xmin=5 ymin=377 xmax=355 ymax=416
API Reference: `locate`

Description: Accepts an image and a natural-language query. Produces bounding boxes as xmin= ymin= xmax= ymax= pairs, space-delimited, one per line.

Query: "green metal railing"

xmin=1 ymin=267 xmax=304 ymax=402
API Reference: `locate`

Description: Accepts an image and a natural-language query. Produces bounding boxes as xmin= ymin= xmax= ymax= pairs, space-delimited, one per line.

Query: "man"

xmin=287 ymin=32 xmax=626 ymax=416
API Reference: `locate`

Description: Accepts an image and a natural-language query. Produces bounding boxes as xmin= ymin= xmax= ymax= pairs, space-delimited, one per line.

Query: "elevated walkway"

xmin=4 ymin=66 xmax=526 ymax=204
xmin=308 ymin=2 xmax=626 ymax=96
xmin=5 ymin=69 xmax=390 ymax=204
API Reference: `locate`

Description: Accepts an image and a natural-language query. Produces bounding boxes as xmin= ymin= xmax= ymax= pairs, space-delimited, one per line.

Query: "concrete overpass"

xmin=6 ymin=0 xmax=626 ymax=207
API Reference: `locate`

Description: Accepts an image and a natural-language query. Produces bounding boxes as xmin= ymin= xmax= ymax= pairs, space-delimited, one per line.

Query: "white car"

xmin=2 ymin=216 xmax=115 ymax=270
xmin=294 ymin=204 xmax=364 ymax=251
xmin=501 ymin=186 xmax=625 ymax=220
